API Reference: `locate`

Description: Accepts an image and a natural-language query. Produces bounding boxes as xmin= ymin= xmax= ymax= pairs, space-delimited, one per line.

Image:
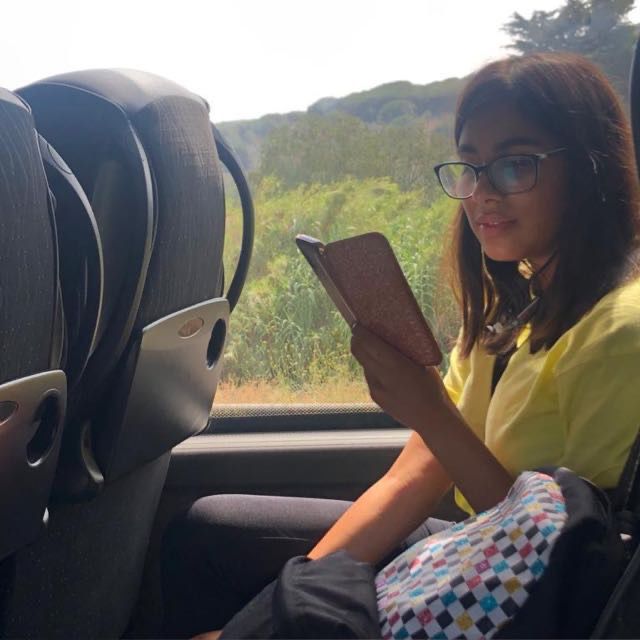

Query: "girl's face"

xmin=457 ymin=102 xmax=569 ymax=270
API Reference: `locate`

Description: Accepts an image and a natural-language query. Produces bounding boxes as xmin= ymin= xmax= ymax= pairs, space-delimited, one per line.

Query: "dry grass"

xmin=215 ymin=378 xmax=371 ymax=404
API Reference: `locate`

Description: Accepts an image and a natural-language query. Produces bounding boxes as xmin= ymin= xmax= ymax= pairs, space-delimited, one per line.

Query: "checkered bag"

xmin=376 ymin=471 xmax=568 ymax=639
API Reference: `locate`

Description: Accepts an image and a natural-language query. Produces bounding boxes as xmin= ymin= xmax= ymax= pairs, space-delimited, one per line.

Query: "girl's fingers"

xmin=351 ymin=324 xmax=390 ymax=365
xmin=363 ymin=370 xmax=385 ymax=406
xmin=363 ymin=368 xmax=383 ymax=391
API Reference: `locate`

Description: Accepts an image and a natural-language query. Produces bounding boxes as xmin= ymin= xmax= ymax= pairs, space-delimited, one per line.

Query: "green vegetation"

xmin=259 ymin=113 xmax=452 ymax=193
xmin=217 ymin=112 xmax=302 ymax=174
xmin=504 ymin=0 xmax=638 ymax=97
xmin=218 ymin=78 xmax=463 ymax=182
xmin=221 ymin=178 xmax=459 ymax=391
xmin=218 ymin=81 xmax=459 ymax=401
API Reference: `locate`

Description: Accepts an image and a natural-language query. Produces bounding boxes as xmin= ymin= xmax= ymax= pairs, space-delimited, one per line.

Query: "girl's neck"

xmin=528 ymin=253 xmax=557 ymax=293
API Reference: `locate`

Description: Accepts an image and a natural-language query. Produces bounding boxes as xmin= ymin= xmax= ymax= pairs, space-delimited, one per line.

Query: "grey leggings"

xmin=161 ymin=494 xmax=452 ymax=638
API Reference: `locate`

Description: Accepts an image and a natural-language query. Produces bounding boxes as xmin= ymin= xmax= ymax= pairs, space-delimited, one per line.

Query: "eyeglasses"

xmin=433 ymin=148 xmax=567 ymax=199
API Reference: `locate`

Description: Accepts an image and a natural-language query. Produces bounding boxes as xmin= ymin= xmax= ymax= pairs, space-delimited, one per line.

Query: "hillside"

xmin=307 ymin=77 xmax=464 ymax=122
xmin=217 ymin=76 xmax=465 ymax=175
xmin=216 ymin=111 xmax=303 ymax=175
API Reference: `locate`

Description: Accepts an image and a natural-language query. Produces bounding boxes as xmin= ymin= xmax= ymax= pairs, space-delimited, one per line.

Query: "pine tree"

xmin=504 ymin=0 xmax=638 ymax=95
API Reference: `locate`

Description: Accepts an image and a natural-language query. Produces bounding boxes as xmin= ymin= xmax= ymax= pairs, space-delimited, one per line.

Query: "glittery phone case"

xmin=296 ymin=232 xmax=442 ymax=367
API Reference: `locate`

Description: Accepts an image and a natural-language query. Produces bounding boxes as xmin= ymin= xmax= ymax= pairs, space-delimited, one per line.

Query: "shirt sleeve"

xmin=556 ymin=352 xmax=640 ymax=488
xmin=442 ymin=337 xmax=471 ymax=406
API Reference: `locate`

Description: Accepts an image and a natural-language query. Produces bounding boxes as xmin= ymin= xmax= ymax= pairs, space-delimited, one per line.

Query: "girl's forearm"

xmin=309 ymin=435 xmax=451 ymax=564
xmin=411 ymin=403 xmax=514 ymax=513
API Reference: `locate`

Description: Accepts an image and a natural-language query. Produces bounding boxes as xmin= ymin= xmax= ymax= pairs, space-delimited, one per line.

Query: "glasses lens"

xmin=438 ymin=164 xmax=476 ymax=198
xmin=490 ymin=156 xmax=536 ymax=194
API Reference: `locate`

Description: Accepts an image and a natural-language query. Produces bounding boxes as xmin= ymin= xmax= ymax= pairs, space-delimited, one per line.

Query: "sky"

xmin=4 ymin=0 xmax=639 ymax=122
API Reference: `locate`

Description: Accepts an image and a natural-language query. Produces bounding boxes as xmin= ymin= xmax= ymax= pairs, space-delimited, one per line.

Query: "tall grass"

xmin=219 ymin=177 xmax=459 ymax=402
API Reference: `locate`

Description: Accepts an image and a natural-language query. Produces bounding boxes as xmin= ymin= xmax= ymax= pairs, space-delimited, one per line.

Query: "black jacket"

xmin=220 ymin=550 xmax=381 ymax=639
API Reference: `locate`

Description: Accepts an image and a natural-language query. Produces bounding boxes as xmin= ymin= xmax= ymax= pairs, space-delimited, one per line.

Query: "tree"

xmin=259 ymin=112 xmax=452 ymax=195
xmin=503 ymin=0 xmax=638 ymax=96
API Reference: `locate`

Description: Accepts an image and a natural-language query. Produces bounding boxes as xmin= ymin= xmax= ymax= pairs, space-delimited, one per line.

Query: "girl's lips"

xmin=476 ymin=219 xmax=517 ymax=236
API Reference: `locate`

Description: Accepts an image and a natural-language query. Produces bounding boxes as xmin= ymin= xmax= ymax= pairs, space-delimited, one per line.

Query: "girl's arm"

xmin=308 ymin=431 xmax=451 ymax=563
xmin=408 ymin=376 xmax=514 ymax=513
xmin=350 ymin=324 xmax=514 ymax=514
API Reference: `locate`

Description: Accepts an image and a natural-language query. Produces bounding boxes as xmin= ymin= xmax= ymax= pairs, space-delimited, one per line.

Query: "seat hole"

xmin=0 ymin=401 xmax=17 ymax=425
xmin=207 ymin=319 xmax=226 ymax=369
xmin=27 ymin=394 xmax=61 ymax=465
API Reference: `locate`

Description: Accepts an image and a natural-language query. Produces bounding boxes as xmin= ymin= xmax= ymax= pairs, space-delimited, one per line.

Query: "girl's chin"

xmin=481 ymin=247 xmax=526 ymax=263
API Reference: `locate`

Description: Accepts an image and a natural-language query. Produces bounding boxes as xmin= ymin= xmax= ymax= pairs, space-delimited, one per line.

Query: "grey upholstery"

xmin=4 ymin=71 xmax=229 ymax=639
xmin=4 ymin=454 xmax=170 ymax=639
xmin=0 ymin=88 xmax=66 ymax=632
xmin=0 ymin=90 xmax=57 ymax=384
xmin=19 ymin=70 xmax=227 ymax=493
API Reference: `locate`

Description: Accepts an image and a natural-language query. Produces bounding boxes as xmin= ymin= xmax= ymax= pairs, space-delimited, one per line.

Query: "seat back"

xmin=0 ymin=89 xmax=67 ymax=629
xmin=0 ymin=91 xmax=59 ymax=385
xmin=19 ymin=69 xmax=229 ymax=497
xmin=0 ymin=89 xmax=66 ymax=559
xmin=3 ymin=70 xmax=253 ymax=639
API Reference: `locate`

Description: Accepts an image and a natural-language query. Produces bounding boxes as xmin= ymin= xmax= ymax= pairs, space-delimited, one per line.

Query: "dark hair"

xmin=450 ymin=52 xmax=640 ymax=358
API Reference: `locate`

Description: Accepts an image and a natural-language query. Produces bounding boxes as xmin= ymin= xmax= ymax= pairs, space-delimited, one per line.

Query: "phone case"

xmin=298 ymin=232 xmax=442 ymax=367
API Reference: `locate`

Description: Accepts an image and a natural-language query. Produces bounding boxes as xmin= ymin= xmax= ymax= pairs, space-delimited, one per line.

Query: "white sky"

xmin=4 ymin=0 xmax=639 ymax=122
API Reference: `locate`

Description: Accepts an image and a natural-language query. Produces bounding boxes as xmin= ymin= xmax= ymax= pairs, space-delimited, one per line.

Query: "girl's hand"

xmin=351 ymin=323 xmax=514 ymax=511
xmin=350 ymin=323 xmax=454 ymax=431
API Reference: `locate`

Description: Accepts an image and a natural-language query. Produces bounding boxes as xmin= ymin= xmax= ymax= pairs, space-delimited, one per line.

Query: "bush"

xmin=222 ymin=177 xmax=459 ymax=389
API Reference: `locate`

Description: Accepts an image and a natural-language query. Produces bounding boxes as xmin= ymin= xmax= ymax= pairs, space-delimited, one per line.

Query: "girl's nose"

xmin=470 ymin=170 xmax=500 ymax=202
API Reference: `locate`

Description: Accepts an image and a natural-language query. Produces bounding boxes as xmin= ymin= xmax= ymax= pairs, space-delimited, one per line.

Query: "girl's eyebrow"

xmin=457 ymin=136 xmax=542 ymax=155
xmin=457 ymin=143 xmax=476 ymax=154
xmin=495 ymin=136 xmax=541 ymax=152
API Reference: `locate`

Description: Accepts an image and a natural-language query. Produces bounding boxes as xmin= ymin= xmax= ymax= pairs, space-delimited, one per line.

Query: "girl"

xmin=163 ymin=52 xmax=640 ymax=638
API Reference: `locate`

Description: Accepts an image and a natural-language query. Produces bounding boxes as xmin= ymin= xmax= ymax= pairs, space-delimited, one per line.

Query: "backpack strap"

xmin=590 ymin=540 xmax=640 ymax=638
xmin=588 ymin=430 xmax=640 ymax=636
xmin=611 ymin=428 xmax=640 ymax=530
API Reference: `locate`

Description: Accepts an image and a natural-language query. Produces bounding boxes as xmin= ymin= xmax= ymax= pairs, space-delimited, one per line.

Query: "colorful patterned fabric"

xmin=376 ymin=472 xmax=568 ymax=639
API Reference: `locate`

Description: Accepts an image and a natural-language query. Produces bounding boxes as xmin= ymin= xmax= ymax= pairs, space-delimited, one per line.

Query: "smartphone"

xmin=296 ymin=232 xmax=442 ymax=367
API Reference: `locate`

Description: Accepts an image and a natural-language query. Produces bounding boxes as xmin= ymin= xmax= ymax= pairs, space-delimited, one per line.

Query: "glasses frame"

xmin=433 ymin=147 xmax=567 ymax=200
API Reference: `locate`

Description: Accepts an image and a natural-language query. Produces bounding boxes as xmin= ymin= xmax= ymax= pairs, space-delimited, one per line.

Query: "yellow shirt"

xmin=444 ymin=277 xmax=640 ymax=514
